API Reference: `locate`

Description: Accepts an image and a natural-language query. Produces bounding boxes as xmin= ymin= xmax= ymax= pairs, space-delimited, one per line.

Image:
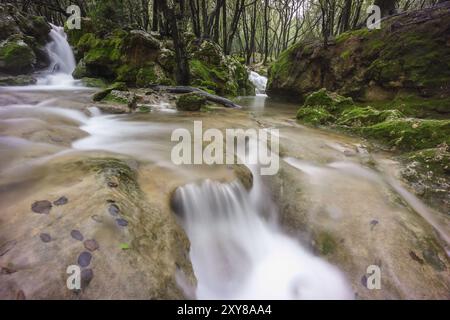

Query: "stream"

xmin=0 ymin=26 xmax=449 ymax=300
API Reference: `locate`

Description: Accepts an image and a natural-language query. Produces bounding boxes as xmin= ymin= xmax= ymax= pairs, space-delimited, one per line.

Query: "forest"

xmin=0 ymin=0 xmax=449 ymax=302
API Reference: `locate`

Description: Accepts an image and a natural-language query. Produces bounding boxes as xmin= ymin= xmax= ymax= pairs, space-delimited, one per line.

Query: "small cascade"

xmin=36 ymin=24 xmax=79 ymax=88
xmin=172 ymin=179 xmax=353 ymax=300
xmin=249 ymin=71 xmax=268 ymax=96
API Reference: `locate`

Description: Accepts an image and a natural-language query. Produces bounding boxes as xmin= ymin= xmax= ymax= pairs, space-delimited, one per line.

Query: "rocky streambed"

xmin=0 ymin=88 xmax=449 ymax=299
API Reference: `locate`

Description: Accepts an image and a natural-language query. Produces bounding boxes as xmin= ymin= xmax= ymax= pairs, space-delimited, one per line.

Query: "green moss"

xmin=0 ymin=38 xmax=36 ymax=73
xmin=81 ymin=77 xmax=108 ymax=88
xmin=337 ymin=107 xmax=404 ymax=127
xmin=104 ymin=92 xmax=128 ymax=104
xmin=361 ymin=119 xmax=450 ymax=151
xmin=296 ymin=106 xmax=335 ymax=126
xmin=401 ymin=146 xmax=450 ymax=177
xmin=138 ymin=105 xmax=151 ymax=113
xmin=340 ymin=49 xmax=351 ymax=60
xmin=176 ymin=92 xmax=207 ymax=111
xmin=304 ymin=88 xmax=354 ymax=112
xmin=335 ymin=28 xmax=380 ymax=46
xmin=92 ymin=82 xmax=127 ymax=101
xmin=316 ymin=232 xmax=337 ymax=255
xmin=116 ymin=64 xmax=139 ymax=84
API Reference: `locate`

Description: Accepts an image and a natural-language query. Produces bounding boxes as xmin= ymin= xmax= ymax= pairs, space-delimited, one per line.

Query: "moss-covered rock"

xmin=399 ymin=144 xmax=450 ymax=212
xmin=360 ymin=118 xmax=450 ymax=151
xmin=81 ymin=77 xmax=108 ymax=88
xmin=296 ymin=106 xmax=335 ymax=126
xmin=0 ymin=74 xmax=36 ymax=86
xmin=337 ymin=107 xmax=404 ymax=127
xmin=0 ymin=4 xmax=51 ymax=75
xmin=188 ymin=39 xmax=254 ymax=96
xmin=0 ymin=37 xmax=36 ymax=74
xmin=268 ymin=3 xmax=450 ymax=100
xmin=93 ymin=82 xmax=128 ymax=101
xmin=176 ymin=92 xmax=207 ymax=111
xmin=303 ymin=88 xmax=354 ymax=112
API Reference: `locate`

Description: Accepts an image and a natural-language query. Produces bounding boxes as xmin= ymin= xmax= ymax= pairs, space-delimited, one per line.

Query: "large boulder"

xmin=0 ymin=4 xmax=51 ymax=75
xmin=176 ymin=92 xmax=207 ymax=111
xmin=0 ymin=37 xmax=36 ymax=74
xmin=188 ymin=39 xmax=255 ymax=96
xmin=267 ymin=2 xmax=450 ymax=101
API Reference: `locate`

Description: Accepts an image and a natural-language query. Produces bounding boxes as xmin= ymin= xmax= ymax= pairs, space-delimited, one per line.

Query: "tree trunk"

xmin=160 ymin=0 xmax=190 ymax=85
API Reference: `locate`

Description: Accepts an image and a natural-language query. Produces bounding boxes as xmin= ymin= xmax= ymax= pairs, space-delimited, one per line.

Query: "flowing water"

xmin=249 ymin=71 xmax=268 ymax=96
xmin=1 ymin=28 xmax=449 ymax=299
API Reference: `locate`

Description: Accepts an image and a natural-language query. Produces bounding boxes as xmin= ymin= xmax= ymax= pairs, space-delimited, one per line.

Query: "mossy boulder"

xmin=296 ymin=106 xmax=335 ymax=126
xmin=337 ymin=107 xmax=404 ymax=127
xmin=268 ymin=3 xmax=450 ymax=100
xmin=0 ymin=74 xmax=36 ymax=86
xmin=399 ymin=144 xmax=450 ymax=212
xmin=176 ymin=92 xmax=207 ymax=111
xmin=0 ymin=38 xmax=36 ymax=74
xmin=0 ymin=4 xmax=51 ymax=76
xmin=360 ymin=118 xmax=450 ymax=151
xmin=188 ymin=39 xmax=254 ymax=96
xmin=303 ymin=88 xmax=354 ymax=112
xmin=93 ymin=82 xmax=128 ymax=101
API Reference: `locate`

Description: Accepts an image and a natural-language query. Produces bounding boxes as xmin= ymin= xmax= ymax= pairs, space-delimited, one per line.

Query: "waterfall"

xmin=36 ymin=24 xmax=79 ymax=88
xmin=249 ymin=71 xmax=268 ymax=96
xmin=172 ymin=178 xmax=353 ymax=300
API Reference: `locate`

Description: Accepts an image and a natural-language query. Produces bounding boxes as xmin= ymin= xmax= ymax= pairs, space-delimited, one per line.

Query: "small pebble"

xmin=81 ymin=268 xmax=94 ymax=287
xmin=106 ymin=199 xmax=116 ymax=203
xmin=107 ymin=182 xmax=118 ymax=188
xmin=70 ymin=230 xmax=83 ymax=241
xmin=39 ymin=233 xmax=52 ymax=243
xmin=116 ymin=218 xmax=128 ymax=227
xmin=84 ymin=239 xmax=99 ymax=252
xmin=409 ymin=250 xmax=424 ymax=265
xmin=31 ymin=200 xmax=52 ymax=214
xmin=78 ymin=251 xmax=92 ymax=267
xmin=108 ymin=204 xmax=120 ymax=216
xmin=53 ymin=196 xmax=68 ymax=206
xmin=91 ymin=215 xmax=103 ymax=223
xmin=370 ymin=219 xmax=379 ymax=230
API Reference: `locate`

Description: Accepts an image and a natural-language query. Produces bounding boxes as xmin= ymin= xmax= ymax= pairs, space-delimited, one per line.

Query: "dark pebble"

xmin=39 ymin=233 xmax=52 ymax=243
xmin=77 ymin=251 xmax=92 ymax=267
xmin=31 ymin=200 xmax=52 ymax=214
xmin=107 ymin=182 xmax=118 ymax=188
xmin=106 ymin=199 xmax=116 ymax=203
xmin=70 ymin=230 xmax=83 ymax=241
xmin=81 ymin=268 xmax=94 ymax=287
xmin=116 ymin=218 xmax=128 ymax=227
xmin=53 ymin=196 xmax=68 ymax=206
xmin=108 ymin=204 xmax=120 ymax=216
xmin=370 ymin=219 xmax=379 ymax=230
xmin=84 ymin=239 xmax=99 ymax=251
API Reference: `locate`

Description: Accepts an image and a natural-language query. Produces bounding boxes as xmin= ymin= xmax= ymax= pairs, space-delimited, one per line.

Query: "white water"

xmin=2 ymin=24 xmax=83 ymax=90
xmin=173 ymin=177 xmax=354 ymax=300
xmin=249 ymin=71 xmax=268 ymax=96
